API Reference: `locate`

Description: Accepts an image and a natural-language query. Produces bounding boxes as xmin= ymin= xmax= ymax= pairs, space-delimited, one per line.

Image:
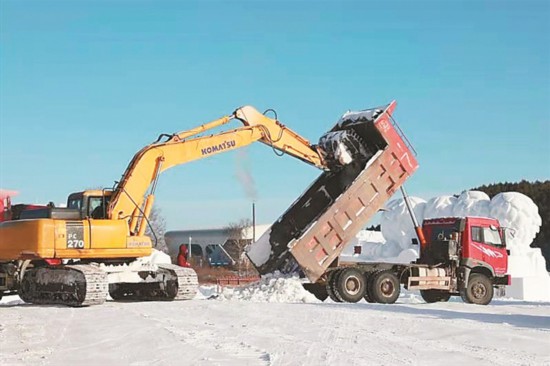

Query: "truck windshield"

xmin=483 ymin=227 xmax=503 ymax=246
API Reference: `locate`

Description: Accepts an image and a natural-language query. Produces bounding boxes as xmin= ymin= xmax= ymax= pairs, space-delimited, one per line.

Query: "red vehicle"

xmin=1 ymin=195 xmax=47 ymax=222
xmin=323 ymin=213 xmax=510 ymax=305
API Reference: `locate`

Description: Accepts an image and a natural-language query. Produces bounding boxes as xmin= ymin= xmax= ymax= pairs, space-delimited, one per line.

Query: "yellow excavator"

xmin=0 ymin=105 xmax=368 ymax=306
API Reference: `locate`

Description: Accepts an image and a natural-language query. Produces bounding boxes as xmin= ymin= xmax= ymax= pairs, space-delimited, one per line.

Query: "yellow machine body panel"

xmin=0 ymin=219 xmax=152 ymax=260
xmin=0 ymin=219 xmax=56 ymax=260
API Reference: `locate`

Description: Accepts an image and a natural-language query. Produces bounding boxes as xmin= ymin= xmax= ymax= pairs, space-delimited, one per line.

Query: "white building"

xmin=165 ymin=224 xmax=270 ymax=266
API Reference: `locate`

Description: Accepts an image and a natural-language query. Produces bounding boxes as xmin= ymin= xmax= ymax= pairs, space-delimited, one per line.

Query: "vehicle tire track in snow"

xmin=130 ymin=306 xmax=272 ymax=366
xmin=2 ymin=311 xmax=54 ymax=365
xmin=163 ymin=325 xmax=272 ymax=365
xmin=364 ymin=303 xmax=546 ymax=366
xmin=298 ymin=305 xmax=417 ymax=365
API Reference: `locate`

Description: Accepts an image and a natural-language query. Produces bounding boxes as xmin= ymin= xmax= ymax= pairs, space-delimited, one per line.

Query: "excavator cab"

xmin=67 ymin=190 xmax=113 ymax=219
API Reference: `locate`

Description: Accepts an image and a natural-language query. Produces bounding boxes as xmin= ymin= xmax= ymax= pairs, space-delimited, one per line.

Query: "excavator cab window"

xmin=89 ymin=196 xmax=111 ymax=219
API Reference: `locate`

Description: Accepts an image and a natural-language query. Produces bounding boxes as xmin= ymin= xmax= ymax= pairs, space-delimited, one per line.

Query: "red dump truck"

xmin=247 ymin=101 xmax=510 ymax=305
xmin=323 ymin=213 xmax=510 ymax=305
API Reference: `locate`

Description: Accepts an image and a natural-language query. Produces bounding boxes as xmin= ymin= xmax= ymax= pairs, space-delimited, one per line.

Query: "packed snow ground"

xmin=1 ymin=292 xmax=549 ymax=366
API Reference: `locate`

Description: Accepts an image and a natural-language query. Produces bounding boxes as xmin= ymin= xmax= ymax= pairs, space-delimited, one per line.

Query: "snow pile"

xmin=195 ymin=285 xmax=218 ymax=300
xmin=133 ymin=248 xmax=172 ymax=266
xmin=219 ymin=273 xmax=320 ymax=303
xmin=101 ymin=249 xmax=172 ymax=283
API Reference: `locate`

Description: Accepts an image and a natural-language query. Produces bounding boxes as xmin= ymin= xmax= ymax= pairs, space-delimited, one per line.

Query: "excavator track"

xmin=19 ymin=264 xmax=108 ymax=307
xmin=108 ymin=263 xmax=198 ymax=301
xmin=162 ymin=264 xmax=199 ymax=300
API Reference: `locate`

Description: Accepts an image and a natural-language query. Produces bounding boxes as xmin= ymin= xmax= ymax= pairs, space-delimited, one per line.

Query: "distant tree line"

xmin=472 ymin=180 xmax=550 ymax=270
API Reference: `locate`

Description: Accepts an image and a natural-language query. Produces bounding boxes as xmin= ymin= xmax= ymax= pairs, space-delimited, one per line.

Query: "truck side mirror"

xmin=411 ymin=238 xmax=418 ymax=245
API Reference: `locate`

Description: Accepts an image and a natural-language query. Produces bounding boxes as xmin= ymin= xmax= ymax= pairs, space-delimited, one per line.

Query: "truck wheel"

xmin=326 ymin=270 xmax=343 ymax=302
xmin=370 ymin=270 xmax=400 ymax=304
xmin=364 ymin=271 xmax=376 ymax=303
xmin=302 ymin=283 xmax=328 ymax=301
xmin=462 ymin=273 xmax=493 ymax=305
xmin=333 ymin=267 xmax=366 ymax=303
xmin=420 ymin=290 xmax=451 ymax=303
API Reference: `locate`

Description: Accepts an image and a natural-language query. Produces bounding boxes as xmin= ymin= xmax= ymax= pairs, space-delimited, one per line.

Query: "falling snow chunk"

xmin=335 ymin=141 xmax=353 ymax=165
xmin=246 ymin=228 xmax=273 ymax=267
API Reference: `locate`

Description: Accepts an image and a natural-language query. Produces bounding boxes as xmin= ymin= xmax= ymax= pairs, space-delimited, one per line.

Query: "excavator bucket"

xmin=246 ymin=101 xmax=418 ymax=282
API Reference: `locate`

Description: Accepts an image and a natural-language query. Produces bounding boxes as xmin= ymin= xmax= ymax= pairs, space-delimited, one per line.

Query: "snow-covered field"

xmin=1 ymin=292 xmax=549 ymax=366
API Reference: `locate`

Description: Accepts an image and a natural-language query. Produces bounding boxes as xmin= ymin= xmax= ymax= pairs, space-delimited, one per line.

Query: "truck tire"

xmin=420 ymin=290 xmax=451 ymax=303
xmin=333 ymin=267 xmax=366 ymax=303
xmin=363 ymin=271 xmax=376 ymax=303
xmin=461 ymin=273 xmax=493 ymax=305
xmin=326 ymin=270 xmax=343 ymax=303
xmin=370 ymin=270 xmax=400 ymax=304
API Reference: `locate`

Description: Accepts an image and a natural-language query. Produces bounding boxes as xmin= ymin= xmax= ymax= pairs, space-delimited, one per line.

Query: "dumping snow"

xmin=335 ymin=141 xmax=353 ymax=165
xmin=336 ymin=107 xmax=385 ymax=127
xmin=218 ymin=273 xmax=320 ymax=303
xmin=246 ymin=227 xmax=273 ymax=267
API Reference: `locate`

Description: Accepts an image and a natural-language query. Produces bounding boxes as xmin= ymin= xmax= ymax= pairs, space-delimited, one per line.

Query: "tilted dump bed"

xmin=247 ymin=101 xmax=418 ymax=282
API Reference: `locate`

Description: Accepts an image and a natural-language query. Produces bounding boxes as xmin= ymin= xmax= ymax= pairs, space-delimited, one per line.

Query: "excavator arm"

xmin=108 ymin=106 xmax=327 ymax=235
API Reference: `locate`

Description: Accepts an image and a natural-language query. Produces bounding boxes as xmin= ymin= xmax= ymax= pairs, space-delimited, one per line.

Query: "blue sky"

xmin=1 ymin=0 xmax=549 ymax=230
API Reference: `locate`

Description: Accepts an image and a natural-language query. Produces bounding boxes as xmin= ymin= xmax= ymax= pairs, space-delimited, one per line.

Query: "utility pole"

xmin=252 ymin=202 xmax=256 ymax=242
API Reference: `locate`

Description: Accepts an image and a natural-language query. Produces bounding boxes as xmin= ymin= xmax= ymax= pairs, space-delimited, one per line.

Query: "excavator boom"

xmin=108 ymin=106 xmax=326 ymax=235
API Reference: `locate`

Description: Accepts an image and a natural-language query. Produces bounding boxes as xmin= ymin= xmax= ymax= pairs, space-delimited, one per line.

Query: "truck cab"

xmin=421 ymin=217 xmax=509 ymax=278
